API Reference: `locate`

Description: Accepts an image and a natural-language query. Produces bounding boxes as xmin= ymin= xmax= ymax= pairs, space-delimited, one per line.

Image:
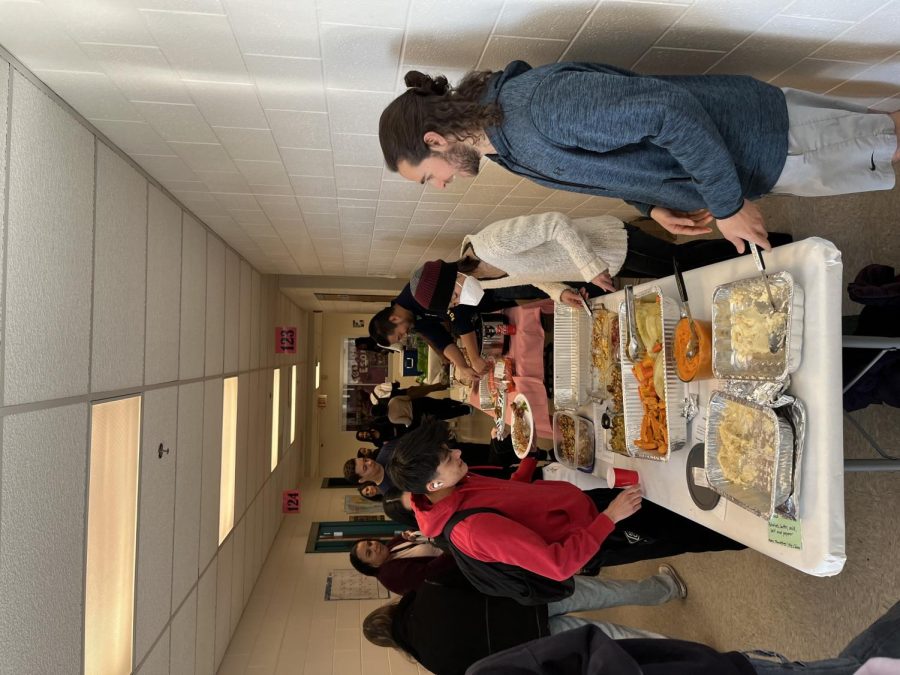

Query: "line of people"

xmin=351 ymin=56 xmax=898 ymax=673
xmin=355 ymin=417 xmax=899 ymax=674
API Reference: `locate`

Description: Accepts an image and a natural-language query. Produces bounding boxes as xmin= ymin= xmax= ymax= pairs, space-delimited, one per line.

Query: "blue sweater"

xmin=482 ymin=61 xmax=789 ymax=219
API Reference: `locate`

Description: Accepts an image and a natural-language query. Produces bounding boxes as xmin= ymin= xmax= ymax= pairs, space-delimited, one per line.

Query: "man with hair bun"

xmin=380 ymin=63 xmax=899 ymax=254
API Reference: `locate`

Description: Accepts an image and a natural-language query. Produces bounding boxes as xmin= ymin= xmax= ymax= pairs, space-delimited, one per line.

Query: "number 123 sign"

xmin=275 ymin=326 xmax=297 ymax=353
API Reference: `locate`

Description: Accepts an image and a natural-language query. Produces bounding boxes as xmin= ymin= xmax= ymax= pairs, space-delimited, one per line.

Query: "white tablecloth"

xmin=569 ymin=237 xmax=846 ymax=576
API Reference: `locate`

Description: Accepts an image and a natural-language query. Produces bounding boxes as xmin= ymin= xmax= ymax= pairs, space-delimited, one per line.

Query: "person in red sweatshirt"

xmin=387 ymin=417 xmax=743 ymax=581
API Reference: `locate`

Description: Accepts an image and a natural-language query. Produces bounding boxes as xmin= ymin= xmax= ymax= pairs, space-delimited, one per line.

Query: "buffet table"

xmin=576 ymin=238 xmax=846 ymax=576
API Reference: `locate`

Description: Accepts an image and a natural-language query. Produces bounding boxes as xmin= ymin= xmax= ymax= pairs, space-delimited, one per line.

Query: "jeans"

xmin=747 ymin=601 xmax=900 ymax=674
xmin=545 ymin=573 xmax=675 ymax=640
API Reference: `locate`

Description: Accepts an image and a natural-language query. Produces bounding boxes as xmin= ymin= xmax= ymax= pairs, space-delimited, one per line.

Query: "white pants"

xmin=771 ymin=88 xmax=896 ymax=197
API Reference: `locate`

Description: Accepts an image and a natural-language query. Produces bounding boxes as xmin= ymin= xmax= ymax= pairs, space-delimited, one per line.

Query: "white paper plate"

xmin=511 ymin=393 xmax=534 ymax=459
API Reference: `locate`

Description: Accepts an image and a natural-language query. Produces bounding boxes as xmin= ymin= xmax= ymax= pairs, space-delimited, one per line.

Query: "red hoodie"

xmin=411 ymin=458 xmax=615 ymax=581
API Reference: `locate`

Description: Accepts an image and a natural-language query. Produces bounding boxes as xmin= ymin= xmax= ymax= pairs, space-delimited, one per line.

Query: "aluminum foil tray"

xmin=477 ymin=377 xmax=493 ymax=410
xmin=553 ymin=303 xmax=591 ymax=409
xmin=722 ymin=380 xmax=807 ymax=521
xmin=774 ymin=396 xmax=806 ymax=521
xmin=588 ymin=305 xmax=620 ymax=399
xmin=592 ymin=400 xmax=629 ymax=457
xmin=617 ymin=287 xmax=687 ymax=461
xmin=704 ymin=390 xmax=795 ymax=519
xmin=711 ymin=271 xmax=804 ymax=381
xmin=553 ymin=410 xmax=595 ymax=473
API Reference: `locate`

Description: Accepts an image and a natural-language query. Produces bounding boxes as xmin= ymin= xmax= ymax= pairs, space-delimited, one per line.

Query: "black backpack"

xmin=440 ymin=507 xmax=575 ymax=606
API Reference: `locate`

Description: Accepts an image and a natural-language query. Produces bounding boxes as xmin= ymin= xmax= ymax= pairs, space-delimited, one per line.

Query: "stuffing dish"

xmin=590 ymin=308 xmax=628 ymax=455
xmin=554 ymin=412 xmax=594 ymax=470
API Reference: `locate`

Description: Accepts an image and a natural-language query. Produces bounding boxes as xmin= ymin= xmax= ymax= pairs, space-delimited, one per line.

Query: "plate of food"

xmin=510 ymin=393 xmax=534 ymax=458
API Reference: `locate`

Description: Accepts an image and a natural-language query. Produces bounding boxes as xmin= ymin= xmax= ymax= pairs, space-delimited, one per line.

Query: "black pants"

xmin=620 ymin=224 xmax=794 ymax=279
xmin=482 ymin=285 xmax=548 ymax=306
xmin=455 ymin=437 xmax=515 ymax=467
xmin=560 ymin=229 xmax=793 ymax=298
xmin=581 ymin=488 xmax=745 ymax=571
xmin=412 ymin=397 xmax=471 ymax=427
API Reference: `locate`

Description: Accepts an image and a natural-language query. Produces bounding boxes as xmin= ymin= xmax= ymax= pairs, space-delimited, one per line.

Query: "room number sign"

xmin=282 ymin=489 xmax=301 ymax=513
xmin=275 ymin=326 xmax=297 ymax=353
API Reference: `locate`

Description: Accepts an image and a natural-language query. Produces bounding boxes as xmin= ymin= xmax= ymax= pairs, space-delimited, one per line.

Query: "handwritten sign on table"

xmin=768 ymin=514 xmax=802 ymax=549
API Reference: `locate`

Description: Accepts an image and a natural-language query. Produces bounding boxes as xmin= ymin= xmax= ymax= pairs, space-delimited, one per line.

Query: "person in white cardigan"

xmin=436 ymin=211 xmax=791 ymax=308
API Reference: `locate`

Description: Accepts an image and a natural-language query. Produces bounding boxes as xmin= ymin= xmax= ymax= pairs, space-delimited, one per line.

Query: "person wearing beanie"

xmin=368 ymin=268 xmax=546 ymax=383
xmin=407 ymin=259 xmax=494 ymax=378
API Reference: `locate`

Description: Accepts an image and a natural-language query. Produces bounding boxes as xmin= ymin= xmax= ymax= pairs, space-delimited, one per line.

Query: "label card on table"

xmin=768 ymin=514 xmax=802 ymax=549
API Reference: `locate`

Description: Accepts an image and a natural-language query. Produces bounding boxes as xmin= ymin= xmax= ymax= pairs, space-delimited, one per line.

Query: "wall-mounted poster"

xmin=341 ymin=338 xmax=389 ymax=430
xmin=324 ymin=569 xmax=390 ymax=601
xmin=344 ymin=495 xmax=385 ymax=515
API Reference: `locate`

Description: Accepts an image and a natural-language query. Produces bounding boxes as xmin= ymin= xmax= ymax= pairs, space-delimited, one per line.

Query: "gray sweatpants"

xmin=771 ymin=88 xmax=896 ymax=197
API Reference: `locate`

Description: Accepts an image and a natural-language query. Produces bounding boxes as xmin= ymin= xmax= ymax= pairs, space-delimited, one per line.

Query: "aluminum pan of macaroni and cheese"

xmin=704 ymin=390 xmax=795 ymax=519
xmin=617 ymin=287 xmax=687 ymax=461
xmin=553 ymin=303 xmax=591 ymax=409
xmin=711 ymin=271 xmax=804 ymax=381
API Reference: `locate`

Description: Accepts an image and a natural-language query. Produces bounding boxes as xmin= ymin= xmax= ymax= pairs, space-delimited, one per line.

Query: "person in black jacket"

xmin=363 ymin=565 xmax=688 ymax=675
xmin=467 ymin=599 xmax=900 ymax=675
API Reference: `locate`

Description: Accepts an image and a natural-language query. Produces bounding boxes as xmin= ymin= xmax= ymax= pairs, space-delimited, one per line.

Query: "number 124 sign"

xmin=276 ymin=326 xmax=297 ymax=353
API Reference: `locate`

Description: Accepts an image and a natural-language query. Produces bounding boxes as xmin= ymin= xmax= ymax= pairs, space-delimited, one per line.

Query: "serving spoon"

xmin=624 ymin=285 xmax=644 ymax=362
xmin=748 ymin=242 xmax=784 ymax=354
xmin=672 ymin=258 xmax=699 ymax=360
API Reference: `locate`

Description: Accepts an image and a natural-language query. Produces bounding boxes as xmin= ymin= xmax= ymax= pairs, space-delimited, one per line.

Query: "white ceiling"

xmin=0 ymin=0 xmax=897 ymax=281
